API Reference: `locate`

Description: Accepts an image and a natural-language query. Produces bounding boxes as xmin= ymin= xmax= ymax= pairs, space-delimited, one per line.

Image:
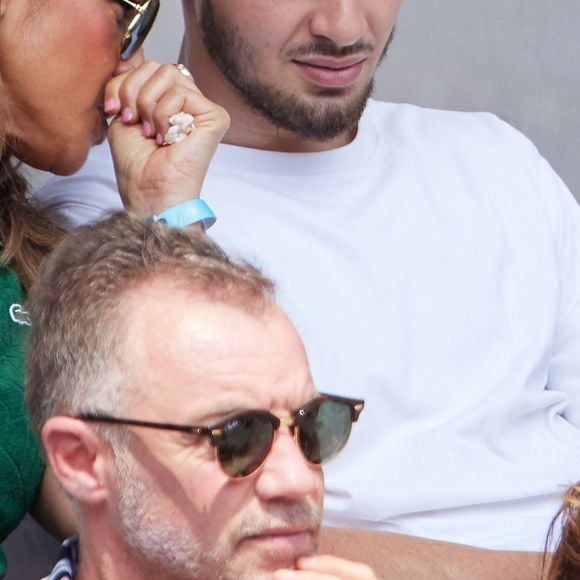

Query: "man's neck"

xmin=221 ymin=110 xmax=357 ymax=153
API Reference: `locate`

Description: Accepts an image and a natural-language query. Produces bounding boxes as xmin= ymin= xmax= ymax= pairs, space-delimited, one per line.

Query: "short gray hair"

xmin=26 ymin=212 xmax=275 ymax=434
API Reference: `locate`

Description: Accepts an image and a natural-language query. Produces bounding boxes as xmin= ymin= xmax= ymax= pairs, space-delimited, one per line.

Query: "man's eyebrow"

xmin=186 ymin=406 xmax=251 ymax=426
xmin=185 ymin=394 xmax=318 ymax=426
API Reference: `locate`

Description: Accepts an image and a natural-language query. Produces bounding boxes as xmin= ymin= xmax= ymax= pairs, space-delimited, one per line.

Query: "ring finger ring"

xmin=163 ymin=111 xmax=195 ymax=146
xmin=174 ymin=63 xmax=194 ymax=82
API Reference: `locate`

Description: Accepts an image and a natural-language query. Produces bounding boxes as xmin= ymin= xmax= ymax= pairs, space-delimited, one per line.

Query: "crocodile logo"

xmin=9 ymin=304 xmax=31 ymax=327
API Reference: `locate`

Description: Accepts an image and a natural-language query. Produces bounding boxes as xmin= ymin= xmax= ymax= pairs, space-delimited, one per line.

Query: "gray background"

xmin=145 ymin=0 xmax=580 ymax=201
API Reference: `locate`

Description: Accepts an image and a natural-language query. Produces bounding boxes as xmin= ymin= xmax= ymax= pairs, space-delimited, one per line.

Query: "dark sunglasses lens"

xmin=120 ymin=0 xmax=160 ymax=60
xmin=217 ymin=413 xmax=276 ymax=478
xmin=298 ymin=400 xmax=353 ymax=465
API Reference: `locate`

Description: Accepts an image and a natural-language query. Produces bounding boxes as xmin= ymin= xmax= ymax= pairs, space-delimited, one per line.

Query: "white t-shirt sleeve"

xmin=541 ymin=165 xmax=580 ymax=426
xmin=503 ymin=121 xmax=580 ymax=427
xmin=33 ymin=141 xmax=122 ymax=229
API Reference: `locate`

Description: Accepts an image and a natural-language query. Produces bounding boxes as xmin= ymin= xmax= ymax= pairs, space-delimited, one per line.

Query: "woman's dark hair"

xmin=0 ymin=153 xmax=63 ymax=290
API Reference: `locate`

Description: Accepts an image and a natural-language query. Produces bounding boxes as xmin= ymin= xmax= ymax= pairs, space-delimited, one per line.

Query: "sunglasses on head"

xmin=77 ymin=394 xmax=364 ymax=479
xmin=118 ymin=0 xmax=160 ymax=61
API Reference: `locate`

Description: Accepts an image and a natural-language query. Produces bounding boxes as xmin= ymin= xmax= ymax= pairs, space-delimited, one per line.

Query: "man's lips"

xmin=293 ymin=56 xmax=367 ymax=88
xmin=242 ymin=526 xmax=316 ymax=555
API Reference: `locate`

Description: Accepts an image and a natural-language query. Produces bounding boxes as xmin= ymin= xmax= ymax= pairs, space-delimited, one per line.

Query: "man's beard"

xmin=200 ymin=1 xmax=393 ymax=142
xmin=113 ymin=449 xmax=322 ymax=579
xmin=114 ymin=449 xmax=212 ymax=578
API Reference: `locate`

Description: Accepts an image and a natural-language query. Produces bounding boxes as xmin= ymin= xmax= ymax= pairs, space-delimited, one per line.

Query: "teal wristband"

xmin=150 ymin=199 xmax=216 ymax=229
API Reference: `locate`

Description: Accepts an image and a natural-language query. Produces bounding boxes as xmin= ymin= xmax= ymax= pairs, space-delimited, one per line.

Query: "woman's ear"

xmin=42 ymin=417 xmax=110 ymax=505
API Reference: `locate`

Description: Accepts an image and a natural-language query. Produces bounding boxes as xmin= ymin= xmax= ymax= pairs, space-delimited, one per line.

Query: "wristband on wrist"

xmin=150 ymin=199 xmax=216 ymax=230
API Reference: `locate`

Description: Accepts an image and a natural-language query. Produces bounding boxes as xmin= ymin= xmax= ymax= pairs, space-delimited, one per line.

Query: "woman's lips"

xmin=293 ymin=57 xmax=366 ymax=89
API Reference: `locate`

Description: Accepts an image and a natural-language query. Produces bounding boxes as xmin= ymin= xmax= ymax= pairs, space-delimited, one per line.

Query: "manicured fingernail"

xmin=122 ymin=107 xmax=133 ymax=123
xmin=142 ymin=121 xmax=152 ymax=137
xmin=104 ymin=99 xmax=117 ymax=114
xmin=156 ymin=133 xmax=163 ymax=145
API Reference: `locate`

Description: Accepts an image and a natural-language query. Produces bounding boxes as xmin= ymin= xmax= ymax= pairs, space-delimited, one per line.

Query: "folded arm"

xmin=320 ymin=527 xmax=547 ymax=580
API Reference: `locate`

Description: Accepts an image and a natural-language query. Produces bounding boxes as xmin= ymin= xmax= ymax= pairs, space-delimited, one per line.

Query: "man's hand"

xmin=273 ymin=555 xmax=377 ymax=579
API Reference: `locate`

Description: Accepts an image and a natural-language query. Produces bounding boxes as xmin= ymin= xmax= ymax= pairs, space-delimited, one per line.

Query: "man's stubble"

xmin=113 ymin=447 xmax=322 ymax=579
xmin=199 ymin=0 xmax=393 ymax=142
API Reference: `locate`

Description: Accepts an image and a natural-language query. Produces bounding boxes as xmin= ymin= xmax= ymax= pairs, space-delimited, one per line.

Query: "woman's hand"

xmin=104 ymin=61 xmax=229 ymax=217
xmin=273 ymin=555 xmax=378 ymax=579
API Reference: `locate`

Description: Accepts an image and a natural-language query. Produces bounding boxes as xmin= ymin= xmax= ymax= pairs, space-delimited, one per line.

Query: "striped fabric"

xmin=43 ymin=537 xmax=78 ymax=580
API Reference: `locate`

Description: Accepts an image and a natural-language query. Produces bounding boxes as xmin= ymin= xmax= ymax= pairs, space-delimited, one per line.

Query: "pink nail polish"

xmin=156 ymin=133 xmax=163 ymax=145
xmin=142 ymin=122 xmax=152 ymax=137
xmin=122 ymin=107 xmax=133 ymax=123
xmin=104 ymin=99 xmax=117 ymax=114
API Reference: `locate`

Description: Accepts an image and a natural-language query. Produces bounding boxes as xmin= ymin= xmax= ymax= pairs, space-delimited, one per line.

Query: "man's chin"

xmin=231 ymin=532 xmax=317 ymax=579
xmin=260 ymin=79 xmax=374 ymax=142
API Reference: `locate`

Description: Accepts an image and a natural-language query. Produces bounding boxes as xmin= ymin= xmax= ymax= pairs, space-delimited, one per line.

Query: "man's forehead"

xmin=123 ymin=284 xmax=314 ymax=420
xmin=123 ymin=281 xmax=270 ymax=344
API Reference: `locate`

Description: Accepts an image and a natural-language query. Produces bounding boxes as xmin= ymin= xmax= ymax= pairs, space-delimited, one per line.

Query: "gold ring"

xmin=174 ymin=63 xmax=194 ymax=82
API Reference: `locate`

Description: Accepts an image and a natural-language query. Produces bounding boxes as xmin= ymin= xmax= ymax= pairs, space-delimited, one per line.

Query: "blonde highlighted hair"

xmin=0 ymin=149 xmax=63 ymax=290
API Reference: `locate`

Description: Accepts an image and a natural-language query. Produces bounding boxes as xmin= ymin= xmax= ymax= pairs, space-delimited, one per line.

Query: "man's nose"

xmin=254 ymin=429 xmax=323 ymax=503
xmin=113 ymin=47 xmax=146 ymax=76
xmin=308 ymin=0 xmax=367 ymax=49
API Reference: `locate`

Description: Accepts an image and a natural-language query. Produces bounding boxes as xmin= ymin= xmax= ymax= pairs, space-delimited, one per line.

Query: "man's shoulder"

xmin=363 ymin=99 xmax=543 ymax=178
xmin=365 ymin=99 xmax=518 ymax=145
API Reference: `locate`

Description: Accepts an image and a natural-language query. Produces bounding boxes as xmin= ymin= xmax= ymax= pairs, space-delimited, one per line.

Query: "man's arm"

xmin=320 ymin=527 xmax=548 ymax=580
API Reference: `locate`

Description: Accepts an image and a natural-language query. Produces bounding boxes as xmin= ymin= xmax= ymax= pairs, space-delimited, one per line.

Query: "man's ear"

xmin=42 ymin=417 xmax=110 ymax=504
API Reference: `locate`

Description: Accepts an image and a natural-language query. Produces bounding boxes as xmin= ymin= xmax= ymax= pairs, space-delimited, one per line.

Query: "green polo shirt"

xmin=0 ymin=269 xmax=44 ymax=577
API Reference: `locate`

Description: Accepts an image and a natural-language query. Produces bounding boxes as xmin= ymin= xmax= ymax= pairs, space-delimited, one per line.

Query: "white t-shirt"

xmin=35 ymin=100 xmax=580 ymax=551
